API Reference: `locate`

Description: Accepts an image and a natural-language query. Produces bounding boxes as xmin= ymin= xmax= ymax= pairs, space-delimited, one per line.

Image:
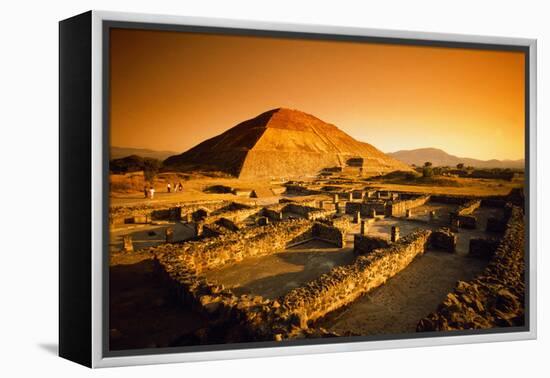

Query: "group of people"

xmin=166 ymin=182 xmax=184 ymax=193
xmin=143 ymin=186 xmax=155 ymax=199
xmin=143 ymin=181 xmax=183 ymax=200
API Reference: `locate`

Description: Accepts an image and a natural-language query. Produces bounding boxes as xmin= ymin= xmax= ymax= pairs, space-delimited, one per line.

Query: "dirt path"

xmin=315 ymin=250 xmax=487 ymax=335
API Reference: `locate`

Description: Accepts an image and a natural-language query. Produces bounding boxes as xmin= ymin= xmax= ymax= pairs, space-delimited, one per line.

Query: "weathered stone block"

xmin=429 ymin=228 xmax=456 ymax=252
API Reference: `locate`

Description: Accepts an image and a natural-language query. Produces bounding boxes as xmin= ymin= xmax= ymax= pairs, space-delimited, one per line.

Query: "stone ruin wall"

xmin=455 ymin=199 xmax=482 ymax=216
xmin=387 ymin=195 xmax=431 ymax=217
xmin=312 ymin=222 xmax=346 ymax=247
xmin=345 ymin=201 xmax=385 ymax=217
xmin=354 ymin=235 xmax=390 ymax=255
xmin=203 ymin=206 xmax=262 ymax=225
xmin=109 ymin=200 xmax=228 ymax=225
xmin=344 ymin=194 xmax=430 ymax=218
xmin=160 ymin=219 xmax=316 ymax=273
xmin=282 ymin=203 xmax=336 ymax=221
xmin=449 ymin=199 xmax=482 ymax=229
xmin=330 ymin=216 xmax=351 ymax=232
xmin=417 ymin=206 xmax=525 ymax=331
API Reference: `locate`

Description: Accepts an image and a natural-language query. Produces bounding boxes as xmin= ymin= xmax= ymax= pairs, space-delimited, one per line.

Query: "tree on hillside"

xmin=422 ymin=165 xmax=433 ymax=178
xmin=456 ymin=163 xmax=465 ymax=169
xmin=143 ymin=158 xmax=161 ymax=184
xmin=424 ymin=161 xmax=432 ymax=167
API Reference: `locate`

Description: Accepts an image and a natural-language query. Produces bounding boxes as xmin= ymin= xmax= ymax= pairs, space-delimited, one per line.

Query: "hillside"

xmin=111 ymin=146 xmax=177 ymax=161
xmin=164 ymin=108 xmax=411 ymax=178
xmin=388 ymin=148 xmax=524 ymax=169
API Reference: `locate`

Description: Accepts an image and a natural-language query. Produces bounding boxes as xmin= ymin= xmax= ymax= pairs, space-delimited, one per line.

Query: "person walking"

xmin=167 ymin=183 xmax=171 ymax=193
xmin=149 ymin=186 xmax=155 ymax=199
xmin=143 ymin=185 xmax=148 ymax=198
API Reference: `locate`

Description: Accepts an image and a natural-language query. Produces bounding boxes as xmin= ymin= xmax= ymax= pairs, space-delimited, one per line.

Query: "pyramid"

xmin=164 ymin=108 xmax=411 ymax=178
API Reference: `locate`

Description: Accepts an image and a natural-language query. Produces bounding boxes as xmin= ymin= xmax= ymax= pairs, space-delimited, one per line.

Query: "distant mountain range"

xmin=387 ymin=148 xmax=524 ymax=169
xmin=110 ymin=146 xmax=177 ymax=161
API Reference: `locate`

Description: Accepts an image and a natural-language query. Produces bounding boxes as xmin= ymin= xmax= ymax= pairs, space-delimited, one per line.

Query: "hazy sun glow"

xmin=110 ymin=28 xmax=525 ymax=161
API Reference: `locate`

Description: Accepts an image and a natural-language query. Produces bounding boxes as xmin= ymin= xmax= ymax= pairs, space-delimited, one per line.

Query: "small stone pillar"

xmin=318 ymin=200 xmax=324 ymax=209
xmin=122 ymin=235 xmax=133 ymax=252
xmin=333 ymin=194 xmax=339 ymax=204
xmin=360 ymin=220 xmax=368 ymax=235
xmin=451 ymin=218 xmax=460 ymax=232
xmin=165 ymin=227 xmax=174 ymax=243
xmin=194 ymin=222 xmax=203 ymax=237
xmin=391 ymin=226 xmax=400 ymax=242
xmin=406 ymin=209 xmax=412 ymax=218
xmin=377 ymin=192 xmax=381 ymax=199
xmin=429 ymin=211 xmax=436 ymax=223
xmin=356 ymin=211 xmax=361 ymax=224
xmin=368 ymin=208 xmax=376 ymax=218
xmin=348 ymin=192 xmax=353 ymax=201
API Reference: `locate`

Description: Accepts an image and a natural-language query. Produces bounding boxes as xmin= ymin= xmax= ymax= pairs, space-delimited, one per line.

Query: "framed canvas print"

xmin=59 ymin=10 xmax=537 ymax=368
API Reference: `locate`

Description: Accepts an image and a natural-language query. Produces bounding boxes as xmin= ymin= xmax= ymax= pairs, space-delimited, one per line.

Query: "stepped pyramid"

xmin=164 ymin=108 xmax=411 ymax=178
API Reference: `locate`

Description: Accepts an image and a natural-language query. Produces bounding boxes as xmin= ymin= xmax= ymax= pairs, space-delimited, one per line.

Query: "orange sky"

xmin=109 ymin=28 xmax=526 ymax=160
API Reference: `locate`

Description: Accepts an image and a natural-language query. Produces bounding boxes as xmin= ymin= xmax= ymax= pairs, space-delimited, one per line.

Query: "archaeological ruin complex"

xmin=110 ymin=176 xmax=525 ymax=346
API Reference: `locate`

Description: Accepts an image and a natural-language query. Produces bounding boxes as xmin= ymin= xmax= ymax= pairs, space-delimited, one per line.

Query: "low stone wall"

xmin=215 ymin=217 xmax=240 ymax=231
xmin=387 ymin=195 xmax=431 ymax=217
xmin=456 ymin=215 xmax=477 ymax=229
xmin=109 ymin=200 xmax=228 ymax=226
xmin=455 ymin=199 xmax=482 ymax=216
xmin=353 ymin=235 xmax=390 ymax=255
xmin=449 ymin=200 xmax=481 ymax=229
xmin=283 ymin=203 xmax=335 ymax=220
xmin=417 ymin=206 xmax=525 ymax=331
xmin=202 ymin=223 xmax=233 ymax=238
xmin=154 ymin=219 xmax=315 ymax=273
xmin=278 ymin=230 xmax=432 ymax=326
xmin=312 ymin=223 xmax=345 ymax=247
xmin=204 ymin=206 xmax=262 ymax=225
xmin=263 ymin=207 xmax=284 ymax=221
xmin=345 ymin=201 xmax=386 ymax=217
xmin=331 ymin=216 xmax=351 ymax=232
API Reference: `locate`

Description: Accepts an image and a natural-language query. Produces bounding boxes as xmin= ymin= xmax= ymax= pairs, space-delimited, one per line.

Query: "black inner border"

xmin=102 ymin=20 xmax=531 ymax=359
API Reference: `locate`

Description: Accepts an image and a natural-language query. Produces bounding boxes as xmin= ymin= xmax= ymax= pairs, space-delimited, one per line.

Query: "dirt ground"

xmin=203 ymin=240 xmax=356 ymax=299
xmin=365 ymin=177 xmax=522 ymax=197
xmin=315 ymin=249 xmax=488 ymax=336
xmin=109 ymin=222 xmax=195 ymax=252
xmin=109 ymin=172 xmax=523 ymax=209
